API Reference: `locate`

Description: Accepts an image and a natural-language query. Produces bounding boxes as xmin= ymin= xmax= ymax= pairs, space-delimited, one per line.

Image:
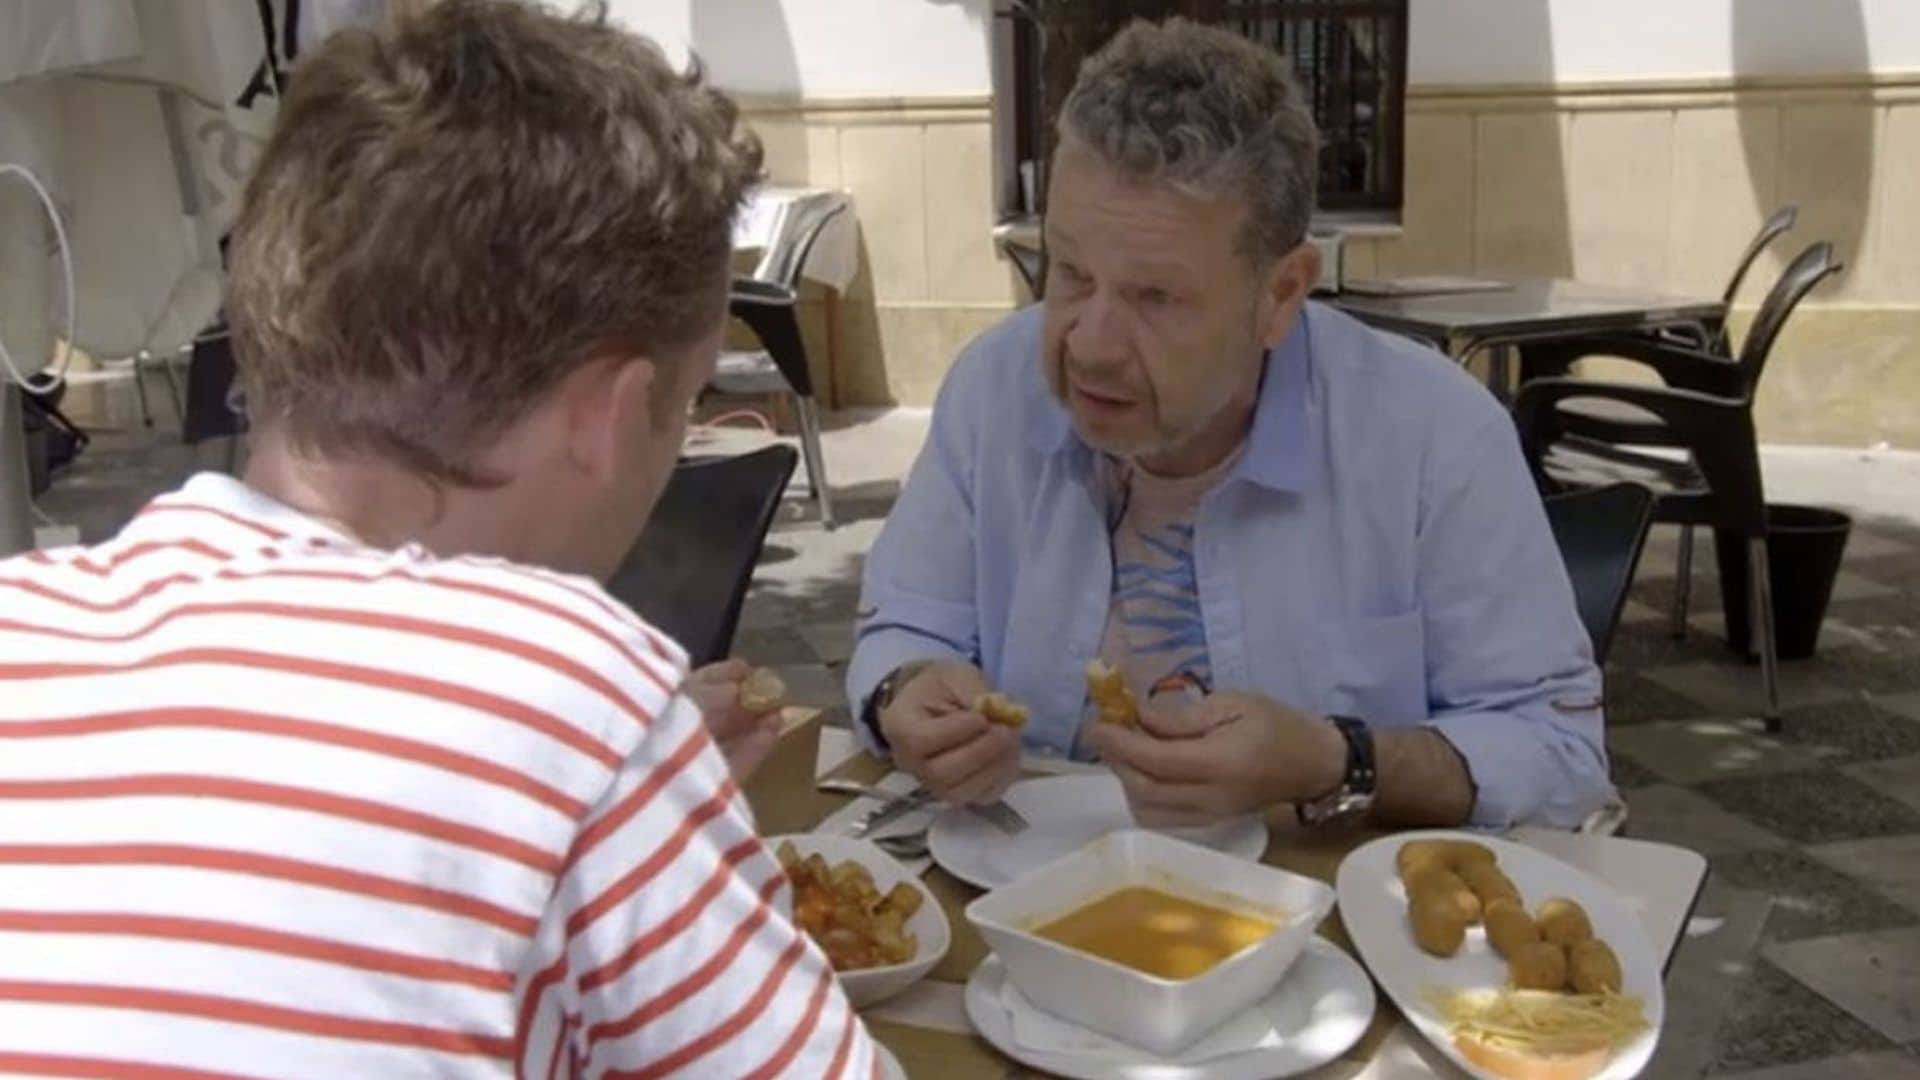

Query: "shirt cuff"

xmin=845 ymin=630 xmax=966 ymax=756
xmin=1422 ymin=712 xmax=1610 ymax=831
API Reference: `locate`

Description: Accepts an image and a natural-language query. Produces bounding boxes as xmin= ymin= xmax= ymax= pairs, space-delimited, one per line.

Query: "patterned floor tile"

xmin=1810 ymin=834 xmax=1920 ymax=916
xmin=1606 ymin=668 xmax=1717 ymax=726
xmin=1765 ymin=927 xmax=1920 ymax=1043
xmin=1826 ymin=595 xmax=1920 ymax=641
xmin=732 ymin=626 xmax=821 ymax=667
xmin=1839 ymin=527 xmax=1920 ymax=562
xmin=1710 ymin=1050 xmax=1920 ymax=1080
xmin=1705 ymin=958 xmax=1894 ymax=1074
xmin=1608 ymin=620 xmax=1741 ymax=670
xmin=1768 ymin=698 xmax=1920 ymax=764
xmin=795 ymin=621 xmax=854 ymax=666
xmin=1621 ymin=785 xmax=1789 ymax=855
xmin=1650 ymin=877 xmax=1775 ymax=1079
xmin=1642 ymin=661 xmax=1854 ymax=717
xmin=1609 ymin=718 xmax=1826 ymax=786
xmin=1711 ymin=848 xmax=1920 ymax=943
xmin=1694 ymin=769 xmax=1920 ymax=845
xmin=1608 ymin=750 xmax=1666 ymax=792
xmin=1847 ymin=754 xmax=1920 ymax=817
xmin=1847 ymin=553 xmax=1920 ymax=591
xmin=768 ymin=662 xmax=845 ymax=709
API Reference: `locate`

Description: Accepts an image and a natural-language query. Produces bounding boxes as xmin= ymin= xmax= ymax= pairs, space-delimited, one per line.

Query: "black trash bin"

xmin=1716 ymin=504 xmax=1852 ymax=660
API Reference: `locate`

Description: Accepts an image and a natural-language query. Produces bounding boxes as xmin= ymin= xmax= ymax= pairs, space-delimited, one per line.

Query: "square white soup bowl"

xmin=965 ymin=829 xmax=1335 ymax=1056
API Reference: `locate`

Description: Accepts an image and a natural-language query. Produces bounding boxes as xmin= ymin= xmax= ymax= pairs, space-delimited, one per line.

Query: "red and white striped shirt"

xmin=0 ymin=474 xmax=878 ymax=1079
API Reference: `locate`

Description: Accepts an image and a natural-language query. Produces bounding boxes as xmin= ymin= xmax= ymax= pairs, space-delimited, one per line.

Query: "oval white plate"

xmin=768 ymin=833 xmax=950 ymax=1008
xmin=1334 ymin=830 xmax=1664 ymax=1080
xmin=928 ymin=772 xmax=1268 ymax=890
xmin=964 ymin=938 xmax=1375 ymax=1080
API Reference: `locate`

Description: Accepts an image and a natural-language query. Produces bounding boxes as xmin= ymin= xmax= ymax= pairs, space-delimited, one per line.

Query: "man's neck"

xmin=240 ymin=428 xmax=515 ymax=558
xmin=1135 ymin=387 xmax=1258 ymax=479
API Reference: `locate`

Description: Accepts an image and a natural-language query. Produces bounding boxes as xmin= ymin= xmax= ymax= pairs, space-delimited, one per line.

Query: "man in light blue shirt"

xmin=847 ymin=19 xmax=1609 ymax=830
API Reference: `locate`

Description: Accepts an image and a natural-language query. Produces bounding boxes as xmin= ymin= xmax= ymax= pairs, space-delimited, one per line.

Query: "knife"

xmin=847 ymin=786 xmax=933 ymax=838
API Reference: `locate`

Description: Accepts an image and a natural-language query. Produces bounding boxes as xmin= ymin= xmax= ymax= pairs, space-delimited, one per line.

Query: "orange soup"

xmin=1033 ymin=886 xmax=1278 ymax=980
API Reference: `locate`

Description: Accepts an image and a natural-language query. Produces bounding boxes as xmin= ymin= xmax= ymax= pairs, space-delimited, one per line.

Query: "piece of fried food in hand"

xmin=1537 ymin=897 xmax=1594 ymax=947
xmin=974 ymin=691 xmax=1031 ymax=728
xmin=739 ymin=667 xmax=788 ymax=714
xmin=1408 ymin=865 xmax=1484 ymax=925
xmin=1410 ymin=887 xmax=1471 ymax=957
xmin=1484 ymin=898 xmax=1542 ymax=959
xmin=1568 ymin=937 xmax=1623 ymax=994
xmin=1508 ymin=941 xmax=1570 ymax=991
xmin=1085 ymin=660 xmax=1140 ymax=728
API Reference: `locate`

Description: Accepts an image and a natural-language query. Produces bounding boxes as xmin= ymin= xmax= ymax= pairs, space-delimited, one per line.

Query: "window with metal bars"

xmin=990 ymin=0 xmax=1408 ymax=224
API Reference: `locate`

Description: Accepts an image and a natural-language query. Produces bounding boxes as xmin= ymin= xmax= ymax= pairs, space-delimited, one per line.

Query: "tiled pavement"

xmin=31 ymin=400 xmax=1920 ymax=1078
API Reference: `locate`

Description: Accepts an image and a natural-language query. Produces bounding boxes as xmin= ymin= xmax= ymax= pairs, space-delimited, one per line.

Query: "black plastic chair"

xmin=714 ymin=198 xmax=848 ymax=528
xmin=1543 ymin=483 xmax=1656 ymax=667
xmin=1517 ymin=242 xmax=1842 ymax=640
xmin=605 ymin=444 xmax=799 ymax=667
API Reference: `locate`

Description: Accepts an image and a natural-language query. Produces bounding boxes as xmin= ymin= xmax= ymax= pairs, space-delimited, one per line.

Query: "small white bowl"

xmin=768 ymin=833 xmax=950 ymax=1008
xmin=965 ymin=829 xmax=1335 ymax=1057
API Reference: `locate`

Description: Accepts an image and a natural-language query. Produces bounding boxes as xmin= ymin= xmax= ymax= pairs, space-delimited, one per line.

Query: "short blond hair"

xmin=228 ymin=0 xmax=762 ymax=483
xmin=1061 ymin=18 xmax=1319 ymax=262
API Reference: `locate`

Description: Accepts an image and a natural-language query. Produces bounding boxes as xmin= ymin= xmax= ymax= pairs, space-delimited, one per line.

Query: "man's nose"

xmin=1065 ymin=290 xmax=1131 ymax=369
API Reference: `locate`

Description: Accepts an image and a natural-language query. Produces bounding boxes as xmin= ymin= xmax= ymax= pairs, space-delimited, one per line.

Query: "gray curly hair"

xmin=1058 ymin=18 xmax=1320 ymax=263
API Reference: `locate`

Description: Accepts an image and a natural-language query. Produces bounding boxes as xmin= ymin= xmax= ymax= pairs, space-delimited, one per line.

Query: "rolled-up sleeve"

xmin=1417 ymin=416 xmax=1612 ymax=829
xmin=845 ymin=366 xmax=984 ymax=753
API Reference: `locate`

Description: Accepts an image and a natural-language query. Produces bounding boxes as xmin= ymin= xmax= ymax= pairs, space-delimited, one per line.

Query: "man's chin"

xmin=1068 ymin=416 xmax=1152 ymax=459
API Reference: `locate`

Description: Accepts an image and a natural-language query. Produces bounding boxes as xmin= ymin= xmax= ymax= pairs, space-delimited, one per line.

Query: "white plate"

xmin=928 ymin=773 xmax=1268 ymax=890
xmin=964 ymin=939 xmax=1375 ymax=1080
xmin=1335 ymin=830 xmax=1665 ymax=1080
xmin=769 ymin=833 xmax=950 ymax=1009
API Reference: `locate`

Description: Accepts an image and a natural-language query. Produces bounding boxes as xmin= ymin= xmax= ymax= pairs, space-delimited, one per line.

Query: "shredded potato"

xmin=1426 ymin=986 xmax=1648 ymax=1057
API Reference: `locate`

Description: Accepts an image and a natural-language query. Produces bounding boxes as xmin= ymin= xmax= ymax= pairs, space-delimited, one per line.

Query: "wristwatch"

xmin=1296 ymin=715 xmax=1377 ymax=827
xmin=860 ymin=660 xmax=933 ymax=752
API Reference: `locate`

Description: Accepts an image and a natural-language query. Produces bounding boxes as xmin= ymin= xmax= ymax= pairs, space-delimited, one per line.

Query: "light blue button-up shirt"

xmin=848 ymin=303 xmax=1610 ymax=829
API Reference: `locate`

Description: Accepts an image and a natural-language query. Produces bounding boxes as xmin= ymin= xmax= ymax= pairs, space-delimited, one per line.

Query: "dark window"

xmin=990 ymin=0 xmax=1409 ymax=222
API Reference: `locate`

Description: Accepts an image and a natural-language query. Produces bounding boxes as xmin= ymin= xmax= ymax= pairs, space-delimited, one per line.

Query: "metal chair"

xmin=713 ymin=197 xmax=848 ymax=528
xmin=1543 ymin=483 xmax=1657 ymax=668
xmin=1517 ymin=242 xmax=1841 ymax=641
xmin=604 ymin=444 xmax=799 ymax=667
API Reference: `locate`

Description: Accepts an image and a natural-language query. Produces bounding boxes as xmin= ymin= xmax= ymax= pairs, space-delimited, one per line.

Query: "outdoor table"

xmin=745 ymin=717 xmax=1711 ymax=1080
xmin=1329 ymin=278 xmax=1726 ymax=402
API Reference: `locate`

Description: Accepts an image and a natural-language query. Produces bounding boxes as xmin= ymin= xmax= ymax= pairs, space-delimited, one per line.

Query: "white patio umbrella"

xmin=1 ymin=0 xmax=386 ymax=555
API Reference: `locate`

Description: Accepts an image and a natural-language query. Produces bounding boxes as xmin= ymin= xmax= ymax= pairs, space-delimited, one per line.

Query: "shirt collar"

xmin=1026 ymin=307 xmax=1318 ymax=495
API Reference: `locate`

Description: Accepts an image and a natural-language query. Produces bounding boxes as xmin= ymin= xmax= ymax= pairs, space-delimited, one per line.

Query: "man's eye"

xmin=1053 ymin=261 xmax=1088 ymax=284
xmin=1138 ymin=287 xmax=1174 ymax=307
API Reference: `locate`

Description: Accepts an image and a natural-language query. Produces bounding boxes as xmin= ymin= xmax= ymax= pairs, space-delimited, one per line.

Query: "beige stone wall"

xmin=746 ymin=74 xmax=1920 ymax=446
xmin=740 ymin=97 xmax=1023 ymax=409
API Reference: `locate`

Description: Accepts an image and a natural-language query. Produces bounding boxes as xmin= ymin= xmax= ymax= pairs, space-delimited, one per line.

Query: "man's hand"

xmin=1085 ymin=691 xmax=1346 ymax=827
xmin=685 ymin=659 xmax=785 ymax=783
xmin=878 ymin=662 xmax=1021 ymax=804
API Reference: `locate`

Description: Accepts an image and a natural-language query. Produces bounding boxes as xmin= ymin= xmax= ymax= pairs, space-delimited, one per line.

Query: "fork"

xmin=970 ymin=800 xmax=1030 ymax=835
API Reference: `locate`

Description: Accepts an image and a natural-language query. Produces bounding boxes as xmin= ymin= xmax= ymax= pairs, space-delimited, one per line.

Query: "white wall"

xmin=604 ymin=0 xmax=992 ymax=98
xmin=1411 ymin=0 xmax=1920 ymax=85
xmin=611 ymin=0 xmax=1917 ymax=100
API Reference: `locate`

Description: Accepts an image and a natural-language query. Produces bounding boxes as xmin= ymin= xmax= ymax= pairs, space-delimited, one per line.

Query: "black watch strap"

xmin=1297 ymin=715 xmax=1376 ymax=827
xmin=861 ymin=661 xmax=932 ymax=752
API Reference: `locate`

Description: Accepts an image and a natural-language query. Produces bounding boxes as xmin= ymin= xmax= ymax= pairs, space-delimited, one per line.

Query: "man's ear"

xmin=1257 ymin=242 xmax=1322 ymax=349
xmin=565 ymin=355 xmax=658 ymax=483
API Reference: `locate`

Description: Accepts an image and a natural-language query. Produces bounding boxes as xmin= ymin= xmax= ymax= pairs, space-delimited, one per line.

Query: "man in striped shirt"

xmin=0 ymin=2 xmax=883 ymax=1076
